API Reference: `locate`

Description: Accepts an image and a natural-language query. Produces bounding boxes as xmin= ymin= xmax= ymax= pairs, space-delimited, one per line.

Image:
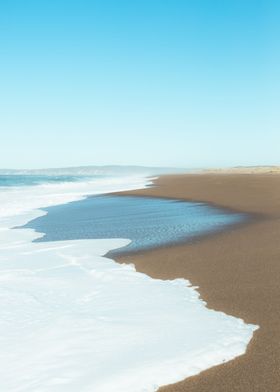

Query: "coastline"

xmin=116 ymin=173 xmax=280 ymax=392
xmin=2 ymin=174 xmax=257 ymax=391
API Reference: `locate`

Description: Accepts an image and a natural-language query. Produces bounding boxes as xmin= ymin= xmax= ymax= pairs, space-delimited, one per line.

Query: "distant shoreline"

xmin=116 ymin=173 xmax=280 ymax=392
xmin=1 ymin=164 xmax=279 ymax=176
xmin=201 ymin=166 xmax=280 ymax=175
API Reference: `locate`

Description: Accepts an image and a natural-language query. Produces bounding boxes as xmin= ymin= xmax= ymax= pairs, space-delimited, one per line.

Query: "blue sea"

xmin=0 ymin=174 xmax=94 ymax=187
xmin=0 ymin=174 xmax=246 ymax=253
xmin=24 ymin=194 xmax=245 ymax=255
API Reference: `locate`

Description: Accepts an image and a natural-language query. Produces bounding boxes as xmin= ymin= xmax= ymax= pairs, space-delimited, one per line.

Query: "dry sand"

xmin=116 ymin=173 xmax=280 ymax=392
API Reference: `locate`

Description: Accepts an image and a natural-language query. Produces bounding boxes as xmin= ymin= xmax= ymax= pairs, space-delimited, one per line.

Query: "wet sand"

xmin=116 ymin=174 xmax=280 ymax=392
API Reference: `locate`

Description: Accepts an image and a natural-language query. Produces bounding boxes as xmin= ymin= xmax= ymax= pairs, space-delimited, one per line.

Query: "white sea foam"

xmin=0 ymin=175 xmax=258 ymax=391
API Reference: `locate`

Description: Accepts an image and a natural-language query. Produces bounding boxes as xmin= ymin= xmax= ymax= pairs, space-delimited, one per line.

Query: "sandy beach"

xmin=116 ymin=173 xmax=280 ymax=392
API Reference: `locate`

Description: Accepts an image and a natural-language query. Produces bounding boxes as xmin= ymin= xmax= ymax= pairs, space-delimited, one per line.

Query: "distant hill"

xmin=0 ymin=165 xmax=189 ymax=177
xmin=203 ymin=166 xmax=280 ymax=174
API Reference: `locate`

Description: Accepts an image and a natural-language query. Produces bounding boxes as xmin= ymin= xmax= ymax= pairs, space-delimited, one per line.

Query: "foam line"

xmin=0 ymin=175 xmax=258 ymax=391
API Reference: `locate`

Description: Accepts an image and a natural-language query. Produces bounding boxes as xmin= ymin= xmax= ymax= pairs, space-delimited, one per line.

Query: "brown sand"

xmin=116 ymin=174 xmax=280 ymax=392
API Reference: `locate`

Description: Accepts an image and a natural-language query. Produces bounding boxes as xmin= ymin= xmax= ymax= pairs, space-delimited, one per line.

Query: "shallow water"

xmin=0 ymin=176 xmax=257 ymax=392
xmin=25 ymin=195 xmax=245 ymax=255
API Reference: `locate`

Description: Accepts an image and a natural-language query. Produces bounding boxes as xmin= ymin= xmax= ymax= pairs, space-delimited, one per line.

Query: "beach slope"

xmin=116 ymin=173 xmax=280 ymax=392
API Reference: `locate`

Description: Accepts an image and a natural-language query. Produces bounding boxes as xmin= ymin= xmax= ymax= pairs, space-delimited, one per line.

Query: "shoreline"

xmin=116 ymin=173 xmax=280 ymax=392
xmin=109 ymin=194 xmax=260 ymax=259
xmin=4 ymin=175 xmax=258 ymax=391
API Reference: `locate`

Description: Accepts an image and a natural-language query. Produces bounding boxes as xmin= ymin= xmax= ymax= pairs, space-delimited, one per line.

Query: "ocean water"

xmin=0 ymin=173 xmax=258 ymax=392
xmin=25 ymin=195 xmax=245 ymax=255
xmin=0 ymin=174 xmax=96 ymax=187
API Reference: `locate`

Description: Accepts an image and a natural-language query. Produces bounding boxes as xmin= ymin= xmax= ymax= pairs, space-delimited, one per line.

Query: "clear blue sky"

xmin=0 ymin=0 xmax=279 ymax=169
